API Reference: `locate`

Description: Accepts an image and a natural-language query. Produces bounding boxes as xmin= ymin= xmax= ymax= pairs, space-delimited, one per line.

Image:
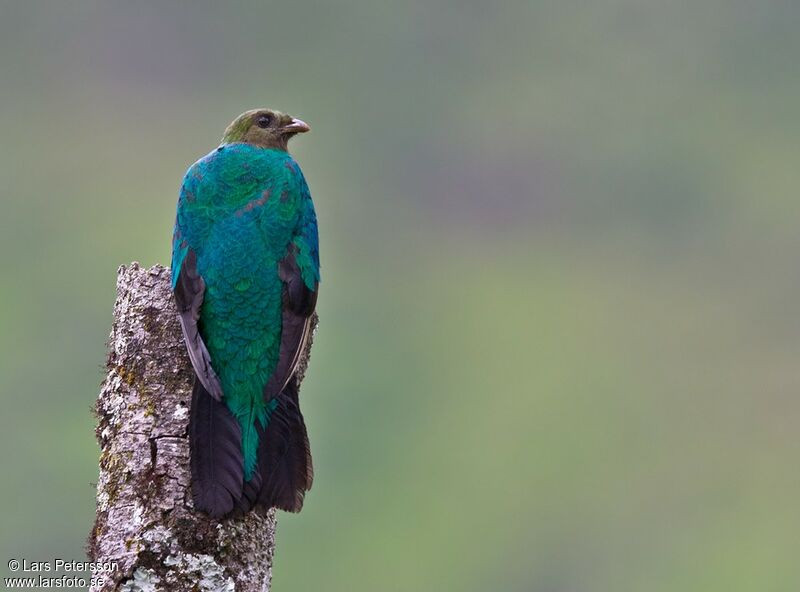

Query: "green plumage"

xmin=173 ymin=143 xmax=319 ymax=479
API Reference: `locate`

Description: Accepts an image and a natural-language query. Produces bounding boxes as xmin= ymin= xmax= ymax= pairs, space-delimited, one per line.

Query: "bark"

xmin=87 ymin=262 xmax=317 ymax=592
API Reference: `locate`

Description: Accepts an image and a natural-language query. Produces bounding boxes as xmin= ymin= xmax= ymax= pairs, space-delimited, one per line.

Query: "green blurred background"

xmin=2 ymin=1 xmax=800 ymax=590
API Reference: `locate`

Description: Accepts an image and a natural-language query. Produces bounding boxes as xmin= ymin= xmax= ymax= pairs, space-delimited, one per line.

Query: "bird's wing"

xmin=245 ymin=243 xmax=317 ymax=511
xmin=262 ymin=242 xmax=318 ymax=401
xmin=173 ymin=248 xmax=225 ymax=401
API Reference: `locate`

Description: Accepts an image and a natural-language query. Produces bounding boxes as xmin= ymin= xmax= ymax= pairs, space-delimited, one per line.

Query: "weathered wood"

xmin=87 ymin=263 xmax=317 ymax=592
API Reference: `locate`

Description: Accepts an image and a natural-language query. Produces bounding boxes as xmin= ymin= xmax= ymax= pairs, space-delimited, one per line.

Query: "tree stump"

xmin=87 ymin=263 xmax=317 ymax=592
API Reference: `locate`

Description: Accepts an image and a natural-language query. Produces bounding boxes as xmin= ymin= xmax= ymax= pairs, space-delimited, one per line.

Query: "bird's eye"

xmin=256 ymin=114 xmax=272 ymax=128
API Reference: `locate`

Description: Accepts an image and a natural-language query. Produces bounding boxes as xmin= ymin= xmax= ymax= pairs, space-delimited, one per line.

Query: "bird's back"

xmin=175 ymin=143 xmax=311 ymax=477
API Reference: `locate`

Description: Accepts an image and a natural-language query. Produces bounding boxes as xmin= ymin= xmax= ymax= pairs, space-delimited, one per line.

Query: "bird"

xmin=171 ymin=108 xmax=319 ymax=519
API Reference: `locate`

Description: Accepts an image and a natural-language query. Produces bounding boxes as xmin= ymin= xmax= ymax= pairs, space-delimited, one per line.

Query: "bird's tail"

xmin=189 ymin=380 xmax=245 ymax=519
xmin=238 ymin=378 xmax=313 ymax=514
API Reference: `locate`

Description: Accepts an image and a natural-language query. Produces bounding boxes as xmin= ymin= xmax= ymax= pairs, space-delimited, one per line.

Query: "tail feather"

xmin=255 ymin=379 xmax=313 ymax=512
xmin=189 ymin=380 xmax=244 ymax=519
xmin=235 ymin=466 xmax=261 ymax=516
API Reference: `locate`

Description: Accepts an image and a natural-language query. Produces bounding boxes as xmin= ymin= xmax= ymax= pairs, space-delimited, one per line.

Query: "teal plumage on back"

xmin=172 ymin=109 xmax=319 ymax=518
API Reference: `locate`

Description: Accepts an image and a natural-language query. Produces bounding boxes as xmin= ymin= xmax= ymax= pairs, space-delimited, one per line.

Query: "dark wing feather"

xmin=245 ymin=243 xmax=317 ymax=512
xmin=263 ymin=244 xmax=318 ymax=400
xmin=173 ymin=249 xmax=224 ymax=401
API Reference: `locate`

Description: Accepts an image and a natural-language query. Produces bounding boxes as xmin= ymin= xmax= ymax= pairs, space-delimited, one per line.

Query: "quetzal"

xmin=171 ymin=108 xmax=319 ymax=518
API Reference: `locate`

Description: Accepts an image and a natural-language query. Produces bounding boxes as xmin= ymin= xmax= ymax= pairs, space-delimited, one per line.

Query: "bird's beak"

xmin=283 ymin=118 xmax=310 ymax=134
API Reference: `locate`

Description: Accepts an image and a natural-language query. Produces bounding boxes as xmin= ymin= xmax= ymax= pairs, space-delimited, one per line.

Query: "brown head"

xmin=221 ymin=108 xmax=310 ymax=151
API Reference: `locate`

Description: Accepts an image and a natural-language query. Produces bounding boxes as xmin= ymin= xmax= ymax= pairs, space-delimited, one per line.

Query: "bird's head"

xmin=221 ymin=108 xmax=310 ymax=151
